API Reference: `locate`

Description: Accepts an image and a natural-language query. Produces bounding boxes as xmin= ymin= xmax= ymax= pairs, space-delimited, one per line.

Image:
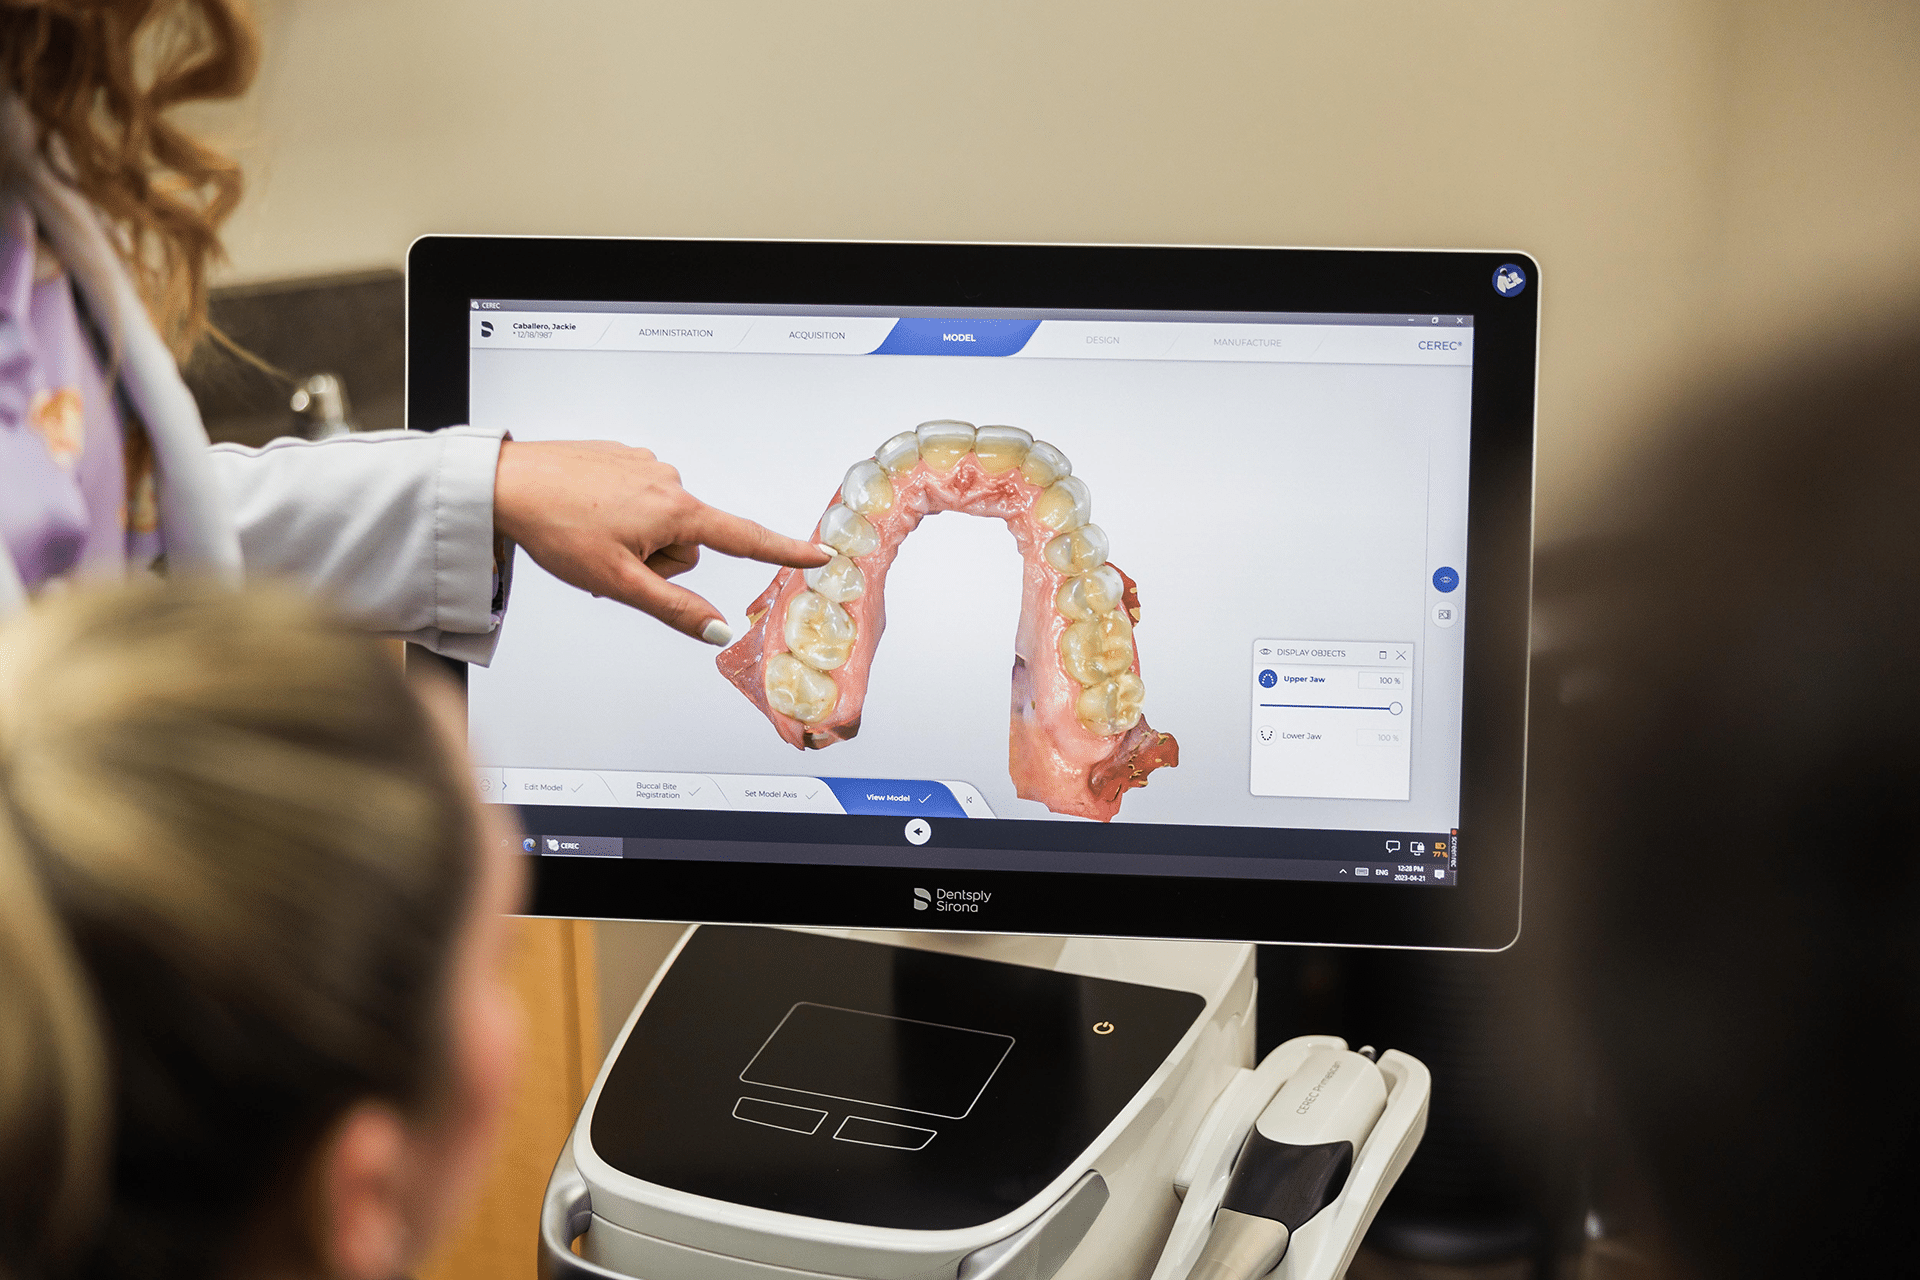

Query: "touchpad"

xmin=742 ymin=1003 xmax=1013 ymax=1119
xmin=589 ymin=926 xmax=1208 ymax=1231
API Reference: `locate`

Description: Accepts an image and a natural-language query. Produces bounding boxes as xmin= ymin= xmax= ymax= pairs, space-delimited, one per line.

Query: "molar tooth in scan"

xmin=716 ymin=424 xmax=1178 ymax=822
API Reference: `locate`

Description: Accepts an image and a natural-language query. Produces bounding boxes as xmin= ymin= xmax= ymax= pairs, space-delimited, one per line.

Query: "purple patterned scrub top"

xmin=0 ymin=199 xmax=160 ymax=591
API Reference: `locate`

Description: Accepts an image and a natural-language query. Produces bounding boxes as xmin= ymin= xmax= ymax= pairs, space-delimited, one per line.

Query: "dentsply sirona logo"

xmin=913 ymin=887 xmax=930 ymax=911
xmin=480 ymin=320 xmax=494 ymax=337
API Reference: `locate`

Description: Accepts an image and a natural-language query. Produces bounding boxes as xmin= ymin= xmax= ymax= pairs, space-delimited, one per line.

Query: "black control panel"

xmin=589 ymin=926 xmax=1206 ymax=1230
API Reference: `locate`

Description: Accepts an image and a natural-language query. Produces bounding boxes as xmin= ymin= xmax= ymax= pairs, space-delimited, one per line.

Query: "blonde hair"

xmin=0 ymin=0 xmax=259 ymax=357
xmin=0 ymin=582 xmax=477 ymax=1279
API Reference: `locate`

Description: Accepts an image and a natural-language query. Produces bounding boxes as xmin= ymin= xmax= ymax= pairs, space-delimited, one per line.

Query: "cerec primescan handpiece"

xmin=1188 ymin=1047 xmax=1390 ymax=1280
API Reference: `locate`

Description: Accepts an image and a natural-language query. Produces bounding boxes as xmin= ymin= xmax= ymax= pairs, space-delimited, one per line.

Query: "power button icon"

xmin=1092 ymin=1021 xmax=1115 ymax=1035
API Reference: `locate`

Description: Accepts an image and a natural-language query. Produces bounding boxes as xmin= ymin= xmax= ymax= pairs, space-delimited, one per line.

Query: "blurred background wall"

xmin=188 ymin=0 xmax=1920 ymax=541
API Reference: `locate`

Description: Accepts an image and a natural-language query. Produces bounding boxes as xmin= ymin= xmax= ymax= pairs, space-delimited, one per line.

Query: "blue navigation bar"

xmin=821 ymin=777 xmax=970 ymax=818
xmin=871 ymin=317 xmax=1042 ymax=357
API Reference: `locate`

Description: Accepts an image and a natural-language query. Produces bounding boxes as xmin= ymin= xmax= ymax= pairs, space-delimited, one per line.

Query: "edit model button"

xmin=904 ymin=818 xmax=932 ymax=846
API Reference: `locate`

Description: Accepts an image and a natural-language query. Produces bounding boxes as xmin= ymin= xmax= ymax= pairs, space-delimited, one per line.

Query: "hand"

xmin=492 ymin=440 xmax=829 ymax=644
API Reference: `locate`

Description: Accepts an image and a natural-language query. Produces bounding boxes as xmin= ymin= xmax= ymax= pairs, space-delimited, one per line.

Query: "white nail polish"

xmin=700 ymin=619 xmax=734 ymax=647
xmin=815 ymin=543 xmax=837 ymax=559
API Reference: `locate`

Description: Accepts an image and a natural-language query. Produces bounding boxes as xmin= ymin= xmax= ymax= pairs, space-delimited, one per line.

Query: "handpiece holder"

xmin=1150 ymin=1036 xmax=1431 ymax=1280
xmin=544 ymin=1031 xmax=1429 ymax=1280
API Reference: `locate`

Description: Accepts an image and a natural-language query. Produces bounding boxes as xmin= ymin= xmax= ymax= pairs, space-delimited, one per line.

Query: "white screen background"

xmin=467 ymin=344 xmax=1471 ymax=831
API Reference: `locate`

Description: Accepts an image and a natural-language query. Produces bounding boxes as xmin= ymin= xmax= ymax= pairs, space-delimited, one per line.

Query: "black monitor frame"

xmin=409 ymin=237 xmax=1537 ymax=951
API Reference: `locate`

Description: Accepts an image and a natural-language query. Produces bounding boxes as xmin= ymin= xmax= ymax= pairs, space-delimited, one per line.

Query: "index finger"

xmin=689 ymin=503 xmax=833 ymax=568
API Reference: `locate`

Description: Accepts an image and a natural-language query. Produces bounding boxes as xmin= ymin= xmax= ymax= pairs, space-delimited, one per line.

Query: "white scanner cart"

xmin=540 ymin=926 xmax=1429 ymax=1280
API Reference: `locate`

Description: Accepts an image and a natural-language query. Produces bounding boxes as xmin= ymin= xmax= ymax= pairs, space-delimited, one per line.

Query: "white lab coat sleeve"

xmin=206 ymin=427 xmax=514 ymax=664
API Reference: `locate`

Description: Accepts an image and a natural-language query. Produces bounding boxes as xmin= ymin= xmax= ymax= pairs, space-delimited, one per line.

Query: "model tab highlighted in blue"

xmin=821 ymin=777 xmax=969 ymax=818
xmin=872 ymin=317 xmax=1041 ymax=357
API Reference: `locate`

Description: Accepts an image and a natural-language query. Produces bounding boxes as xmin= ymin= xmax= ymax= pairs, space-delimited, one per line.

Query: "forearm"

xmin=207 ymin=427 xmax=512 ymax=661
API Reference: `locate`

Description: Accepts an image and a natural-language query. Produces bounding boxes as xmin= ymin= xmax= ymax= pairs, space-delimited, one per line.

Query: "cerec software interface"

xmin=468 ymin=303 xmax=1472 ymax=887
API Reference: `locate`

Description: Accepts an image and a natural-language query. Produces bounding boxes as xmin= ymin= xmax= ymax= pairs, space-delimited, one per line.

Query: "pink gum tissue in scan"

xmin=717 ymin=421 xmax=1179 ymax=822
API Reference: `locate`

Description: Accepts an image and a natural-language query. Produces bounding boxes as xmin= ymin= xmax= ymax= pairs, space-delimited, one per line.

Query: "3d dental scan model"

xmin=719 ymin=421 xmax=1179 ymax=821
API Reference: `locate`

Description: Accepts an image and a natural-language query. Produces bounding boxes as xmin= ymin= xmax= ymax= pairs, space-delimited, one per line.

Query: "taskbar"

xmin=506 ymin=804 xmax=1461 ymax=888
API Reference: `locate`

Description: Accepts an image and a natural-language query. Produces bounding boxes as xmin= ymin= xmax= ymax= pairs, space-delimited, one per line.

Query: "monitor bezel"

xmin=408 ymin=236 xmax=1536 ymax=951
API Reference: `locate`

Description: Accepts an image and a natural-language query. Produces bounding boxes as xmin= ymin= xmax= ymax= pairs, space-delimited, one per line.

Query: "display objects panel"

xmin=409 ymin=239 xmax=1537 ymax=948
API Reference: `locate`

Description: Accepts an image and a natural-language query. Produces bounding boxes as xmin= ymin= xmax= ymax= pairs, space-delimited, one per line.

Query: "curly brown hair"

xmin=1 ymin=0 xmax=258 ymax=358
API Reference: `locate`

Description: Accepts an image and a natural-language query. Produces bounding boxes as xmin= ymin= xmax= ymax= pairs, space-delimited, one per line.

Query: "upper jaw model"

xmin=717 ymin=420 xmax=1179 ymax=822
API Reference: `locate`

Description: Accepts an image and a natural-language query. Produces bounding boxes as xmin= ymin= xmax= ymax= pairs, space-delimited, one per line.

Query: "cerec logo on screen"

xmin=913 ymin=887 xmax=992 ymax=913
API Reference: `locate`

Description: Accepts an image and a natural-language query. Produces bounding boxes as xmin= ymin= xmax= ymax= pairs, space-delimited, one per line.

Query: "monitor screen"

xmin=410 ymin=240 xmax=1535 ymax=948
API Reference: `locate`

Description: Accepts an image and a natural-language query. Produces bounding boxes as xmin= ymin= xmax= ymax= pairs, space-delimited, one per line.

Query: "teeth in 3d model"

xmin=784 ymin=590 xmax=856 ymax=670
xmin=875 ymin=431 xmax=921 ymax=475
xmin=1044 ymin=524 xmax=1110 ymax=576
xmin=718 ymin=420 xmax=1179 ymax=820
xmin=1055 ymin=563 xmax=1126 ymax=621
xmin=1076 ymin=672 xmax=1146 ymax=736
xmin=803 ymin=554 xmax=866 ymax=604
xmin=1060 ymin=610 xmax=1135 ymax=686
xmin=1034 ymin=475 xmax=1093 ymax=532
xmin=1020 ymin=440 xmax=1072 ymax=487
xmin=840 ymin=459 xmax=894 ymax=516
xmin=765 ymin=652 xmax=838 ymax=723
xmin=819 ymin=504 xmax=880 ymax=557
xmin=973 ymin=425 xmax=1033 ymax=474
xmin=915 ymin=419 xmax=977 ymax=472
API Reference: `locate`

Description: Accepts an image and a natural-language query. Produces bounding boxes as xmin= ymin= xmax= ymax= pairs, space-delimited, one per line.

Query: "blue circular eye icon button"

xmin=1432 ymin=566 xmax=1460 ymax=593
xmin=1258 ymin=669 xmax=1278 ymax=688
xmin=1493 ymin=263 xmax=1528 ymax=297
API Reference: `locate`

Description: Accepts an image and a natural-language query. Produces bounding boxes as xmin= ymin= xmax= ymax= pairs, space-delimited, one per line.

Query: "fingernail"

xmin=700 ymin=618 xmax=733 ymax=647
xmin=815 ymin=543 xmax=837 ymax=560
